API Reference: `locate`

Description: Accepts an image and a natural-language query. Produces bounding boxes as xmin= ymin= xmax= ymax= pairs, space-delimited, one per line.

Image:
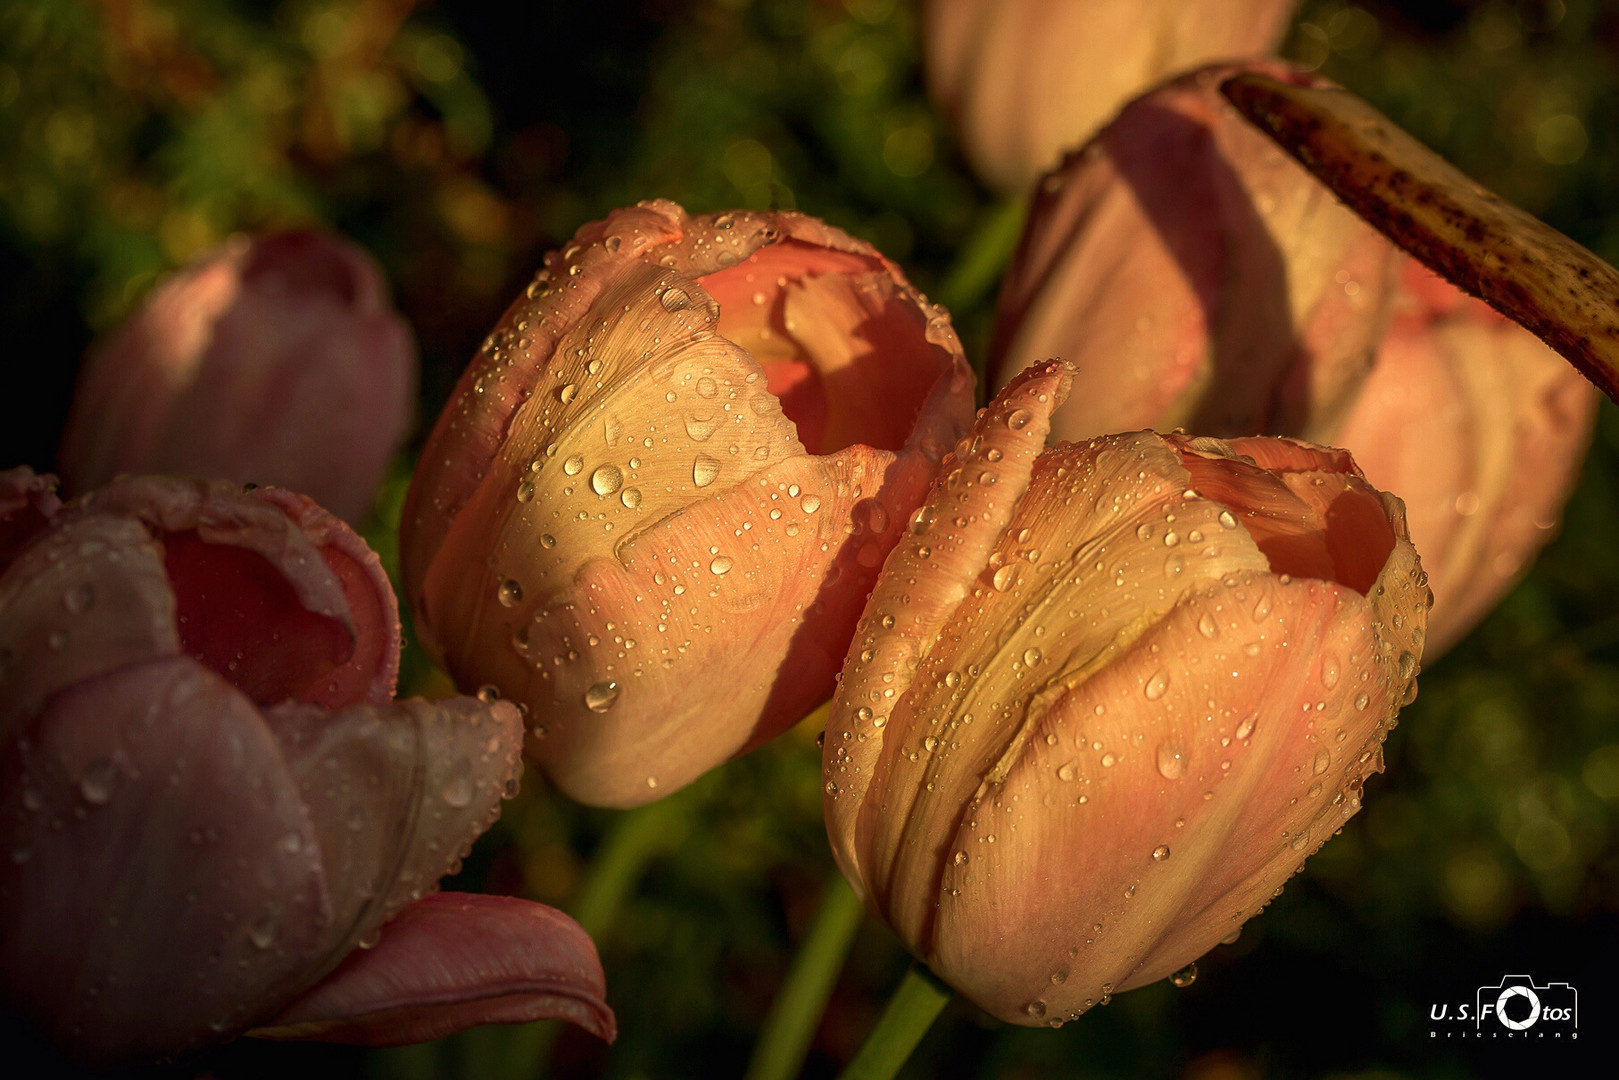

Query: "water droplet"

xmin=953 ymin=850 xmax=968 ymax=866
xmin=442 ymin=774 xmax=473 ymax=808
xmin=1170 ymin=962 xmax=1198 ymax=988
xmin=801 ymin=494 xmax=822 ymax=514
xmin=63 ymin=584 xmax=95 ymax=615
xmin=1152 ymin=844 xmax=1171 ymax=861
xmin=516 ymin=480 xmax=536 ymax=504
xmin=621 ymin=488 xmax=642 ymax=509
xmin=1024 ymin=999 xmax=1047 ymax=1019
xmin=1353 ymin=692 xmax=1370 ymax=711
xmin=696 ymin=376 xmax=718 ymax=398
xmin=563 ymin=454 xmax=584 ymax=476
xmin=992 ymin=565 xmax=1018 ymax=592
xmin=249 ymin=912 xmax=279 ymax=950
xmin=708 ymin=554 xmax=735 ymax=576
xmin=1312 ymin=748 xmax=1331 ymax=775
xmin=661 ymin=286 xmax=694 ymax=312
xmin=1144 ymin=670 xmax=1171 ymax=701
xmin=477 ymin=684 xmax=501 ymax=703
xmin=498 ymin=579 xmax=523 ymax=607
xmin=540 ymin=533 xmax=557 ymax=549
xmin=1023 ymin=647 xmax=1042 ymax=668
xmin=590 ymin=464 xmax=623 ymax=496
xmin=1218 ymin=510 xmax=1238 ymax=529
xmin=1101 ymin=752 xmax=1117 ymax=768
xmin=559 ymin=383 xmax=578 ymax=404
xmin=1007 ymin=409 xmax=1032 ymax=430
xmin=78 ymin=759 xmax=117 ymax=805
xmin=693 ymin=456 xmax=720 ymax=487
xmin=584 ymin=681 xmax=621 ymax=713
xmin=1156 ymin=743 xmax=1187 ymax=779
xmin=1235 ymin=714 xmax=1256 ymax=740
xmin=1057 ymin=761 xmax=1077 ymax=782
xmin=1197 ymin=612 xmax=1218 ymax=638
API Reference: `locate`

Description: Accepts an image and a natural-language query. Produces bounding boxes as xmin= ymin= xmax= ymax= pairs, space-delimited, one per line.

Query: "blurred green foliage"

xmin=3 ymin=1 xmax=1617 ymax=1078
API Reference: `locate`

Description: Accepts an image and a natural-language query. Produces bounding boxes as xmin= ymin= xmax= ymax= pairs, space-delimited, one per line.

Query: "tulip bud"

xmin=1332 ymin=263 xmax=1597 ymax=655
xmin=824 ymin=363 xmax=1428 ymax=1026
xmin=59 ymin=230 xmax=418 ymax=525
xmin=403 ymin=201 xmax=975 ymax=808
xmin=990 ymin=62 xmax=1402 ymax=445
xmin=924 ymin=0 xmax=1297 ymax=194
xmin=0 ymin=469 xmax=612 ymax=1063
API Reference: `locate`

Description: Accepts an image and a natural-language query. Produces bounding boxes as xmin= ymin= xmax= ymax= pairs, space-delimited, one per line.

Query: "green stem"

xmin=745 ymin=875 xmax=867 ymax=1080
xmin=934 ymin=197 xmax=1027 ymax=318
xmin=837 ymin=962 xmax=952 ymax=1080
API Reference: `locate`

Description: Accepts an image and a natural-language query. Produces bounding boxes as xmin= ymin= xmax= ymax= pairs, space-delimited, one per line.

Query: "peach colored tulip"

xmin=1333 ymin=263 xmax=1597 ymax=655
xmin=824 ymin=362 xmax=1429 ymax=1026
xmin=403 ymin=201 xmax=975 ymax=808
xmin=924 ymin=0 xmax=1297 ymax=194
xmin=990 ymin=61 xmax=1402 ymax=445
xmin=59 ymin=230 xmax=417 ymax=524
xmin=0 ymin=469 xmax=612 ymax=1063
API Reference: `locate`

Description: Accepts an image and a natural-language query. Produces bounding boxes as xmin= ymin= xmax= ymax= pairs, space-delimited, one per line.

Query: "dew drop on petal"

xmin=992 ymin=565 xmax=1018 ymax=592
xmin=1152 ymin=844 xmax=1171 ymax=861
xmin=78 ymin=759 xmax=117 ymax=805
xmin=441 ymin=774 xmax=473 ymax=808
xmin=591 ymin=464 xmax=623 ymax=496
xmin=498 ymin=579 xmax=523 ymax=607
xmin=710 ymin=555 xmax=733 ymax=575
xmin=621 ymin=488 xmax=642 ymax=509
xmin=1235 ymin=714 xmax=1257 ymax=740
xmin=584 ymin=681 xmax=621 ymax=713
xmin=1007 ymin=409 xmax=1032 ymax=430
xmin=693 ymin=456 xmax=721 ymax=487
xmin=1144 ymin=670 xmax=1171 ymax=700
xmin=563 ymin=454 xmax=584 ymax=476
xmin=1171 ymin=963 xmax=1198 ymax=988
xmin=1155 ymin=743 xmax=1186 ymax=779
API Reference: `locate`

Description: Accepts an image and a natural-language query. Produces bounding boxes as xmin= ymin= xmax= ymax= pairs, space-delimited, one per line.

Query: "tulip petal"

xmin=0 ymin=658 xmax=330 ymax=1062
xmin=0 ymin=466 xmax=62 ymax=572
xmin=260 ymin=695 xmax=524 ymax=973
xmin=511 ymin=444 xmax=932 ymax=806
xmin=60 ymin=231 xmax=417 ymax=524
xmin=0 ymin=512 xmax=179 ymax=746
xmin=70 ymin=476 xmax=367 ymax=706
xmin=250 ymin=487 xmax=401 ymax=706
xmin=929 ymin=568 xmax=1405 ymax=1024
xmin=250 ymin=892 xmax=614 ymax=1046
xmin=825 ymin=360 xmax=1071 ymax=895
xmin=1334 ymin=274 xmax=1597 ymax=653
xmin=991 ymin=62 xmax=1399 ymax=443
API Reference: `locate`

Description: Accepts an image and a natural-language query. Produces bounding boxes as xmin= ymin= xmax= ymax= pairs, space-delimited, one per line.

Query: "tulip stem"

xmin=837 ymin=962 xmax=952 ymax=1080
xmin=745 ymin=875 xmax=867 ymax=1080
xmin=935 ymin=198 xmax=1027 ymax=323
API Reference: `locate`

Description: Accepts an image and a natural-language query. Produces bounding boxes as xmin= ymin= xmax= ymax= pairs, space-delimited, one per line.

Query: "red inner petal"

xmin=699 ymin=240 xmax=945 ymax=455
xmin=163 ymin=531 xmax=354 ymax=706
xmin=1179 ymin=452 xmax=1395 ymax=595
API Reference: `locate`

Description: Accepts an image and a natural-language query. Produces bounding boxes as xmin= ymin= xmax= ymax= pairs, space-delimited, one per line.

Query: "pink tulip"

xmin=990 ymin=61 xmax=1402 ymax=445
xmin=0 ymin=469 xmax=613 ymax=1063
xmin=402 ymin=200 xmax=975 ymax=808
xmin=824 ymin=362 xmax=1429 ymax=1026
xmin=924 ymin=0 xmax=1297 ymax=194
xmin=59 ymin=230 xmax=418 ymax=525
xmin=1333 ymin=263 xmax=1597 ymax=655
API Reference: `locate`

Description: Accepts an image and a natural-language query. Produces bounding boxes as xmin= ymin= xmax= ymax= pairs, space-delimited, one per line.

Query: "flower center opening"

xmin=700 ymin=240 xmax=949 ymax=456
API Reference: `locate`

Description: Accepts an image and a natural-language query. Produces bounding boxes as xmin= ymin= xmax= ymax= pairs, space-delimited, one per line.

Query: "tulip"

xmin=989 ymin=61 xmax=1402 ymax=445
xmin=59 ymin=230 xmax=418 ymax=525
xmin=1332 ymin=263 xmax=1597 ymax=655
xmin=823 ymin=362 xmax=1429 ymax=1026
xmin=924 ymin=0 xmax=1298 ymax=194
xmin=0 ymin=469 xmax=613 ymax=1063
xmin=403 ymin=200 xmax=975 ymax=808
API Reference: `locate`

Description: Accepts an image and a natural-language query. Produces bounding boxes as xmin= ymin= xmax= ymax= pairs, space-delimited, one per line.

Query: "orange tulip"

xmin=924 ymin=0 xmax=1297 ymax=193
xmin=990 ymin=61 xmax=1402 ymax=445
xmin=59 ymin=231 xmax=417 ymax=525
xmin=823 ymin=362 xmax=1428 ymax=1026
xmin=0 ymin=470 xmax=612 ymax=1062
xmin=990 ymin=65 xmax=1597 ymax=655
xmin=403 ymin=201 xmax=975 ymax=808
